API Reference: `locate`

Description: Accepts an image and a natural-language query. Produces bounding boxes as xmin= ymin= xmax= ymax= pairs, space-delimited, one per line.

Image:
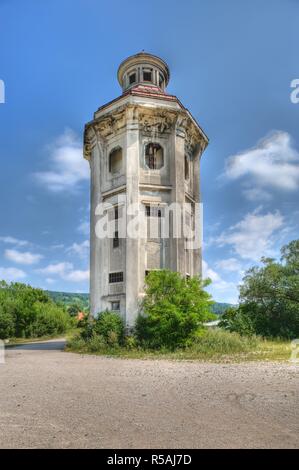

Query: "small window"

xmin=111 ymin=301 xmax=120 ymax=311
xmin=143 ymin=70 xmax=152 ymax=82
xmin=145 ymin=206 xmax=163 ymax=217
xmin=114 ymin=206 xmax=119 ymax=220
xmin=109 ymin=272 xmax=123 ymax=283
xmin=113 ymin=231 xmax=119 ymax=248
xmin=145 ymin=143 xmax=164 ymax=170
xmin=109 ymin=147 xmax=122 ymax=174
xmin=184 ymin=155 xmax=189 ymax=180
xmin=129 ymin=73 xmax=136 ymax=85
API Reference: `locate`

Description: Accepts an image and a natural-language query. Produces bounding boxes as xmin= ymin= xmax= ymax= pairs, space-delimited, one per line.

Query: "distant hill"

xmin=210 ymin=302 xmax=235 ymax=315
xmin=47 ymin=291 xmax=233 ymax=316
xmin=47 ymin=291 xmax=89 ymax=310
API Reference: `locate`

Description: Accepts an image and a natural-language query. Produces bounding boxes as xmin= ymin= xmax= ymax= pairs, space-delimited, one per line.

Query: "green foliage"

xmin=67 ymin=303 xmax=82 ymax=316
xmin=219 ymin=307 xmax=255 ymax=337
xmin=135 ymin=270 xmax=214 ymax=349
xmin=28 ymin=302 xmax=71 ymax=337
xmin=210 ymin=302 xmax=235 ymax=315
xmin=189 ymin=328 xmax=258 ymax=355
xmin=47 ymin=291 xmax=89 ymax=311
xmin=220 ymin=239 xmax=299 ymax=339
xmin=0 ymin=281 xmax=72 ymax=339
xmin=93 ymin=311 xmax=125 ymax=344
xmin=0 ymin=304 xmax=15 ymax=339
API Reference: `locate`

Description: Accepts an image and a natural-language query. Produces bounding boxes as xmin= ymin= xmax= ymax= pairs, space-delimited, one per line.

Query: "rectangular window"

xmin=109 ymin=272 xmax=123 ymax=283
xmin=143 ymin=70 xmax=152 ymax=82
xmin=114 ymin=206 xmax=119 ymax=219
xmin=145 ymin=205 xmax=163 ymax=217
xmin=111 ymin=301 xmax=120 ymax=311
xmin=129 ymin=73 xmax=136 ymax=85
xmin=113 ymin=231 xmax=119 ymax=248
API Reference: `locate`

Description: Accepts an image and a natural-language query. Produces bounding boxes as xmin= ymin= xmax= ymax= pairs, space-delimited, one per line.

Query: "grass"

xmin=65 ymin=328 xmax=294 ymax=363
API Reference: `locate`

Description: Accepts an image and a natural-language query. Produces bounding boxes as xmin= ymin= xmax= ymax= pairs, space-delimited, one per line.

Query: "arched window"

xmin=109 ymin=147 xmax=122 ymax=174
xmin=145 ymin=143 xmax=164 ymax=170
xmin=184 ymin=155 xmax=189 ymax=180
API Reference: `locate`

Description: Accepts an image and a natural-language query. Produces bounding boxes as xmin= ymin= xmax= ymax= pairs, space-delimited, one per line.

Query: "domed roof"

xmin=117 ymin=52 xmax=170 ymax=90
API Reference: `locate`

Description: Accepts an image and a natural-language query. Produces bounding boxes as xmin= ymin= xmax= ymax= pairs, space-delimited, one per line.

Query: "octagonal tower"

xmin=84 ymin=52 xmax=209 ymax=328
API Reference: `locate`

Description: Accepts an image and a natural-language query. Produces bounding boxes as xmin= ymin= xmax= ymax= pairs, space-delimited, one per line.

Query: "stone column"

xmin=125 ymin=107 xmax=140 ymax=328
xmin=90 ymin=143 xmax=103 ymax=317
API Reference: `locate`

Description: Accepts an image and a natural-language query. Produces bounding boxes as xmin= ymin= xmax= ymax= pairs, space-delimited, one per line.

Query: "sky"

xmin=0 ymin=0 xmax=298 ymax=303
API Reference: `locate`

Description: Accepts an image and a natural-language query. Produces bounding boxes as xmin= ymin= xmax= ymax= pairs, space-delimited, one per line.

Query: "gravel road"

xmin=0 ymin=339 xmax=298 ymax=449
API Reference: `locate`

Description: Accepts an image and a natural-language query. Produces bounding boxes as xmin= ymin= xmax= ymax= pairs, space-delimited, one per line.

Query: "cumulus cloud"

xmin=215 ymin=208 xmax=284 ymax=261
xmin=38 ymin=262 xmax=89 ymax=283
xmin=202 ymin=260 xmax=238 ymax=304
xmin=0 ymin=267 xmax=26 ymax=282
xmin=34 ymin=128 xmax=89 ymax=192
xmin=67 ymin=240 xmax=89 ymax=259
xmin=224 ymin=131 xmax=299 ymax=199
xmin=215 ymin=258 xmax=242 ymax=272
xmin=0 ymin=236 xmax=29 ymax=247
xmin=4 ymin=249 xmax=43 ymax=265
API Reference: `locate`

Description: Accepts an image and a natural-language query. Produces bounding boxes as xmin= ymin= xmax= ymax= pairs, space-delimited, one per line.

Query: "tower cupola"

xmin=117 ymin=52 xmax=170 ymax=93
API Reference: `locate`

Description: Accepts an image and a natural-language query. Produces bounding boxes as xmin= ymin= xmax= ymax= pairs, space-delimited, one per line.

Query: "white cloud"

xmin=215 ymin=208 xmax=284 ymax=261
xmin=38 ymin=262 xmax=73 ymax=276
xmin=0 ymin=236 xmax=29 ymax=247
xmin=4 ymin=249 xmax=43 ymax=265
xmin=215 ymin=258 xmax=242 ymax=272
xmin=45 ymin=278 xmax=55 ymax=284
xmin=202 ymin=260 xmax=238 ymax=304
xmin=34 ymin=128 xmax=89 ymax=192
xmin=63 ymin=269 xmax=89 ymax=282
xmin=67 ymin=240 xmax=89 ymax=259
xmin=242 ymin=188 xmax=272 ymax=202
xmin=0 ymin=267 xmax=26 ymax=282
xmin=224 ymin=131 xmax=299 ymax=199
xmin=38 ymin=262 xmax=89 ymax=283
xmin=77 ymin=220 xmax=90 ymax=236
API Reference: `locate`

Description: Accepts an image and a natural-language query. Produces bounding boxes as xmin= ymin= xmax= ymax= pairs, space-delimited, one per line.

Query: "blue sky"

xmin=0 ymin=0 xmax=298 ymax=302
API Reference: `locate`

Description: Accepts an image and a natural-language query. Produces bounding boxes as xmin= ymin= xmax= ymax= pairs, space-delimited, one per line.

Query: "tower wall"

xmin=84 ymin=53 xmax=208 ymax=328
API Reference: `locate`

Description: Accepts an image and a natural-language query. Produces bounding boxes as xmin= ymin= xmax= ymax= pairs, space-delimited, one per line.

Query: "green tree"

xmin=221 ymin=240 xmax=299 ymax=339
xmin=135 ymin=270 xmax=214 ymax=349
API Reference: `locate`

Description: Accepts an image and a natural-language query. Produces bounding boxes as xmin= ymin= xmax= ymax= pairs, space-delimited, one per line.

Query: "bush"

xmin=28 ymin=302 xmax=71 ymax=337
xmin=219 ymin=307 xmax=255 ymax=337
xmin=93 ymin=311 xmax=124 ymax=344
xmin=136 ymin=270 xmax=214 ymax=350
xmin=0 ymin=305 xmax=15 ymax=339
xmin=87 ymin=333 xmax=107 ymax=352
xmin=67 ymin=333 xmax=87 ymax=351
xmin=219 ymin=240 xmax=299 ymax=339
xmin=189 ymin=328 xmax=257 ymax=355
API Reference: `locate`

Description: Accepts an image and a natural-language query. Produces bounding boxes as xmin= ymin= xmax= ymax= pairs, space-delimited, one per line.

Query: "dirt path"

xmin=0 ymin=341 xmax=298 ymax=448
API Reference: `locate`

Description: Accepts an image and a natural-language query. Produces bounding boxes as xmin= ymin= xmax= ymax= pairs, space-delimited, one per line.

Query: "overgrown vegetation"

xmin=135 ymin=270 xmax=214 ymax=349
xmin=0 ymin=281 xmax=73 ymax=339
xmin=220 ymin=240 xmax=299 ymax=339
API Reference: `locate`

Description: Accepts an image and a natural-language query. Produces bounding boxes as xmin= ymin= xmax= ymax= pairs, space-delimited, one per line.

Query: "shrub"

xmin=93 ymin=311 xmax=124 ymax=344
xmin=219 ymin=306 xmax=255 ymax=337
xmin=87 ymin=333 xmax=107 ymax=352
xmin=0 ymin=305 xmax=15 ymax=339
xmin=189 ymin=328 xmax=257 ymax=355
xmin=136 ymin=270 xmax=214 ymax=349
xmin=67 ymin=333 xmax=87 ymax=351
xmin=28 ymin=302 xmax=71 ymax=337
